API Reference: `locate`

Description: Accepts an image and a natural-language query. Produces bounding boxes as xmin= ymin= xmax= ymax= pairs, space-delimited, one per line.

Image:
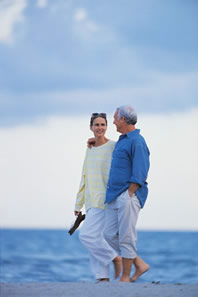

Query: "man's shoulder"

xmin=127 ymin=132 xmax=148 ymax=150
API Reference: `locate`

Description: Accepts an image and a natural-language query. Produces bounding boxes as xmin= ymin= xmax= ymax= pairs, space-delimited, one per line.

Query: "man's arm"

xmin=129 ymin=141 xmax=150 ymax=188
xmin=87 ymin=137 xmax=95 ymax=148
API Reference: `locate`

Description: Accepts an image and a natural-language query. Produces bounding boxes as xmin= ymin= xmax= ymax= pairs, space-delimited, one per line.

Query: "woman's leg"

xmin=79 ymin=208 xmax=118 ymax=280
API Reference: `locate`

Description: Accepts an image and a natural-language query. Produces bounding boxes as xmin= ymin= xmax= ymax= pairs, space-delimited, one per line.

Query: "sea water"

xmin=0 ymin=229 xmax=198 ymax=283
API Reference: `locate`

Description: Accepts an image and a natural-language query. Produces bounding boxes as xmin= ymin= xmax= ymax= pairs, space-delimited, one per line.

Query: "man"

xmin=104 ymin=105 xmax=150 ymax=282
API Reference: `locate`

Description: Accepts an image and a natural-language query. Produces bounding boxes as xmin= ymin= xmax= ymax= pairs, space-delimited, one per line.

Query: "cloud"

xmin=72 ymin=7 xmax=101 ymax=41
xmin=0 ymin=70 xmax=197 ymax=126
xmin=74 ymin=8 xmax=87 ymax=22
xmin=0 ymin=0 xmax=197 ymax=130
xmin=36 ymin=0 xmax=48 ymax=8
xmin=0 ymin=0 xmax=26 ymax=44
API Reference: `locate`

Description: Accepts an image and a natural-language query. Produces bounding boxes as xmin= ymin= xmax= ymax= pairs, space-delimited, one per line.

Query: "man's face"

xmin=113 ymin=110 xmax=122 ymax=132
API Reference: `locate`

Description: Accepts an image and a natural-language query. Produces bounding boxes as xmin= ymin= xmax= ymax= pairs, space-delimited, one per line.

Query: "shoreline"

xmin=1 ymin=282 xmax=198 ymax=297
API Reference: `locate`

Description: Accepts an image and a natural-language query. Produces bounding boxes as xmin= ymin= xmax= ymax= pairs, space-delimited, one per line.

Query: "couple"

xmin=74 ymin=105 xmax=150 ymax=282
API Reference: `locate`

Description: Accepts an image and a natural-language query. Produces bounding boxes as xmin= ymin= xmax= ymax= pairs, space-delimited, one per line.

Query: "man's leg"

xmin=120 ymin=258 xmax=135 ymax=282
xmin=130 ymin=256 xmax=150 ymax=282
xmin=118 ymin=191 xmax=141 ymax=282
xmin=104 ymin=203 xmax=120 ymax=254
xmin=104 ymin=202 xmax=122 ymax=278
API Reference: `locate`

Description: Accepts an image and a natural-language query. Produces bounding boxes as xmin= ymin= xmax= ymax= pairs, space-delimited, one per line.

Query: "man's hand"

xmin=87 ymin=137 xmax=96 ymax=148
xmin=128 ymin=183 xmax=140 ymax=197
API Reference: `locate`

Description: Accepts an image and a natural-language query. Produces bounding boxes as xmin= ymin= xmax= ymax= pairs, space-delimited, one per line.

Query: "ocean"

xmin=0 ymin=229 xmax=198 ymax=284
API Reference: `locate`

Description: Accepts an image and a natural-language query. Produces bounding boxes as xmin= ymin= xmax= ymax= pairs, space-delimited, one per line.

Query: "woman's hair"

xmin=117 ymin=105 xmax=137 ymax=125
xmin=90 ymin=113 xmax=107 ymax=126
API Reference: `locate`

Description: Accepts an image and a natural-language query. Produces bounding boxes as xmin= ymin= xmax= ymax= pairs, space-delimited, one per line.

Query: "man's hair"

xmin=117 ymin=105 xmax=137 ymax=125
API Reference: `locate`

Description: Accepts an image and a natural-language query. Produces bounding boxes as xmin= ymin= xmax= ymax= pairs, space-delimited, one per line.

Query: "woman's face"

xmin=90 ymin=117 xmax=107 ymax=137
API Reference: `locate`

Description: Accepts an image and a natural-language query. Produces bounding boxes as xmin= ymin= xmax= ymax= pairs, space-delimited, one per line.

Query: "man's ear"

xmin=120 ymin=116 xmax=125 ymax=123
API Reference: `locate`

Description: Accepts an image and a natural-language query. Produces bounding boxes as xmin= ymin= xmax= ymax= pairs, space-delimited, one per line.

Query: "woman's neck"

xmin=94 ymin=136 xmax=109 ymax=147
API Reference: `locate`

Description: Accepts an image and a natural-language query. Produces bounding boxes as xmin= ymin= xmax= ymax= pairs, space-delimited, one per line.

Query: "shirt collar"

xmin=119 ymin=129 xmax=140 ymax=140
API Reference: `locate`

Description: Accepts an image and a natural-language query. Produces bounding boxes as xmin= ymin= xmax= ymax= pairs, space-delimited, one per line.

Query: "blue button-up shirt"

xmin=105 ymin=129 xmax=150 ymax=208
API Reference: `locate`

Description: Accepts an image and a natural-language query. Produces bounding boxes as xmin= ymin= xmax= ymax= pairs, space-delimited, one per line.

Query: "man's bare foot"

xmin=120 ymin=276 xmax=130 ymax=282
xmin=130 ymin=262 xmax=150 ymax=282
xmin=112 ymin=256 xmax=122 ymax=279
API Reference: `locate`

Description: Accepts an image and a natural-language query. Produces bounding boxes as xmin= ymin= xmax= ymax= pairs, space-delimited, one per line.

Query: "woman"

xmin=74 ymin=113 xmax=122 ymax=282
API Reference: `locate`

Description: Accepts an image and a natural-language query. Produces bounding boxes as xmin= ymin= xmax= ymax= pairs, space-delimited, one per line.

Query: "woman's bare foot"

xmin=130 ymin=257 xmax=150 ymax=282
xmin=112 ymin=256 xmax=122 ymax=279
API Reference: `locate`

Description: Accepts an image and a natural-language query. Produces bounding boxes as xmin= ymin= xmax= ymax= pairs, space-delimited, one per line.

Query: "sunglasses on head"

xmin=91 ymin=113 xmax=106 ymax=117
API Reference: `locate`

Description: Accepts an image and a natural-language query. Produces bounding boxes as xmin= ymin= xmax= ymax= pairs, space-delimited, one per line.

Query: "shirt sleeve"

xmin=129 ymin=140 xmax=150 ymax=186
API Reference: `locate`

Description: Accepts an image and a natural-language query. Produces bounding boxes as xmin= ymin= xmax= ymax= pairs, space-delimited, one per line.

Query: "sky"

xmin=0 ymin=0 xmax=198 ymax=230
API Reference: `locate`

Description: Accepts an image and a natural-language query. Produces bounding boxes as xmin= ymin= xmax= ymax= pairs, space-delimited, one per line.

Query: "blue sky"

xmin=0 ymin=0 xmax=197 ymax=126
xmin=0 ymin=1 xmax=198 ymax=230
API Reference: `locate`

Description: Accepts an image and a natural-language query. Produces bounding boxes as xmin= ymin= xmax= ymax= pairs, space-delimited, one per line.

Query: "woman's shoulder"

xmin=108 ymin=139 xmax=116 ymax=146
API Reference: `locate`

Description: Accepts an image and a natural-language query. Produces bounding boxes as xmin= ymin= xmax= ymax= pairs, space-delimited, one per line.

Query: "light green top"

xmin=75 ymin=140 xmax=116 ymax=212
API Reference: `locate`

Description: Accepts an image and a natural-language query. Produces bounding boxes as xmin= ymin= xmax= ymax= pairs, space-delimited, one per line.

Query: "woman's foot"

xmin=96 ymin=278 xmax=109 ymax=283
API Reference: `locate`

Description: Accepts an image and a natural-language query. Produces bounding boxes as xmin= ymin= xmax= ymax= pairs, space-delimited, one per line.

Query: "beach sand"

xmin=1 ymin=282 xmax=198 ymax=297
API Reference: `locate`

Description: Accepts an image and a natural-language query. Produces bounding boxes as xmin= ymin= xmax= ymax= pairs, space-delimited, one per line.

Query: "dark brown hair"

xmin=90 ymin=113 xmax=107 ymax=126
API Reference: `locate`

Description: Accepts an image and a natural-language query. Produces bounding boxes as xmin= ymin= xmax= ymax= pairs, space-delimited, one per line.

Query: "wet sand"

xmin=1 ymin=282 xmax=198 ymax=297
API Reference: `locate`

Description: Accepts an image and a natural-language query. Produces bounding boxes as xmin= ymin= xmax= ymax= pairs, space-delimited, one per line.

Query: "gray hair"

xmin=117 ymin=105 xmax=137 ymax=125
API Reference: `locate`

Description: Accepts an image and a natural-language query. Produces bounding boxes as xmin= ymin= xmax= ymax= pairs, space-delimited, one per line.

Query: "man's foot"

xmin=95 ymin=278 xmax=109 ymax=283
xmin=120 ymin=276 xmax=130 ymax=282
xmin=130 ymin=262 xmax=150 ymax=282
xmin=112 ymin=256 xmax=122 ymax=279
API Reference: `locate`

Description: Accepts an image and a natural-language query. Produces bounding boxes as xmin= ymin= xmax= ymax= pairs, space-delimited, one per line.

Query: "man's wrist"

xmin=128 ymin=189 xmax=134 ymax=197
xmin=128 ymin=183 xmax=140 ymax=197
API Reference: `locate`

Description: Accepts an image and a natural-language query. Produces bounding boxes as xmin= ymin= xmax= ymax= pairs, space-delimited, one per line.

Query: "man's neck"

xmin=121 ymin=125 xmax=136 ymax=135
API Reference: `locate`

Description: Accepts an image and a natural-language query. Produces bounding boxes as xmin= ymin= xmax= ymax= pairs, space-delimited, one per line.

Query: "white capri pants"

xmin=104 ymin=190 xmax=141 ymax=259
xmin=79 ymin=207 xmax=117 ymax=280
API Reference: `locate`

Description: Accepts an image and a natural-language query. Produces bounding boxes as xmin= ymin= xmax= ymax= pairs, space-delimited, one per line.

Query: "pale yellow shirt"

xmin=75 ymin=140 xmax=116 ymax=212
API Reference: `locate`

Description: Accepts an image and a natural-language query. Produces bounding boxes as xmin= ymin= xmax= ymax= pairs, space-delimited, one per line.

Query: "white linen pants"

xmin=104 ymin=190 xmax=141 ymax=259
xmin=79 ymin=207 xmax=117 ymax=280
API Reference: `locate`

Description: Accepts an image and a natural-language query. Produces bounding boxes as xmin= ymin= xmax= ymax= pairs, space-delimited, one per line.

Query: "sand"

xmin=0 ymin=282 xmax=198 ymax=297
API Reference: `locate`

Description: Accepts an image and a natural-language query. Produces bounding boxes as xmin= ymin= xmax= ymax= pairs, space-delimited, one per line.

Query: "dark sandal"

xmin=68 ymin=212 xmax=86 ymax=235
xmin=96 ymin=278 xmax=110 ymax=283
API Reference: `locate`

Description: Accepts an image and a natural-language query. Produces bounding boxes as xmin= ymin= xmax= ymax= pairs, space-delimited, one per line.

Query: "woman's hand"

xmin=74 ymin=211 xmax=80 ymax=216
xmin=87 ymin=137 xmax=96 ymax=148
